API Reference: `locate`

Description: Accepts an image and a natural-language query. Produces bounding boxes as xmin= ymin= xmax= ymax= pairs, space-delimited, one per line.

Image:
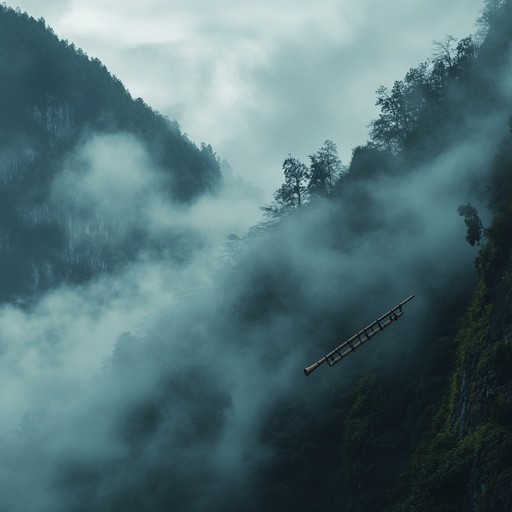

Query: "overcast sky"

xmin=14 ymin=0 xmax=484 ymax=197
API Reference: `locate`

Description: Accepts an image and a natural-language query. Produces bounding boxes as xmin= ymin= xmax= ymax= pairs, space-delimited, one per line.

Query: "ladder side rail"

xmin=304 ymin=295 xmax=414 ymax=376
xmin=327 ymin=310 xmax=405 ymax=367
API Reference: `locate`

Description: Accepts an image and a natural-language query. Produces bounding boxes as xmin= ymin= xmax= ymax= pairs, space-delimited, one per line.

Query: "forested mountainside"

xmin=0 ymin=5 xmax=220 ymax=302
xmin=1 ymin=1 xmax=512 ymax=512
xmin=243 ymin=1 xmax=512 ymax=510
xmin=324 ymin=1 xmax=512 ymax=509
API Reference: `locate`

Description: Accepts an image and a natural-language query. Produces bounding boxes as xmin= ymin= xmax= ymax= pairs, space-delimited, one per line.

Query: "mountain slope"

xmin=387 ymin=154 xmax=512 ymax=511
xmin=324 ymin=2 xmax=512 ymax=509
xmin=0 ymin=5 xmax=221 ymax=301
xmin=1 ymin=2 xmax=512 ymax=512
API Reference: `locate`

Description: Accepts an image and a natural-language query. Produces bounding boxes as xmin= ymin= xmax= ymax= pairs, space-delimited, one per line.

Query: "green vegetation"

xmin=0 ymin=5 xmax=221 ymax=302
xmin=262 ymin=139 xmax=343 ymax=218
xmin=1 ymin=0 xmax=512 ymax=509
xmin=258 ymin=0 xmax=512 ymax=508
xmin=328 ymin=2 xmax=512 ymax=507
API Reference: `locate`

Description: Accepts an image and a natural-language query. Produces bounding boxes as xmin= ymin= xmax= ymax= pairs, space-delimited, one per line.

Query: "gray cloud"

xmin=13 ymin=0 xmax=484 ymax=196
xmin=1 ymin=1 xmax=504 ymax=510
xmin=0 ymin=96 xmax=504 ymax=510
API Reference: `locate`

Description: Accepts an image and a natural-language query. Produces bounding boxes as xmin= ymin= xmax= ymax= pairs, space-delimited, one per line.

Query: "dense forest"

xmin=0 ymin=1 xmax=512 ymax=511
xmin=0 ymin=4 xmax=221 ymax=302
xmin=256 ymin=1 xmax=512 ymax=509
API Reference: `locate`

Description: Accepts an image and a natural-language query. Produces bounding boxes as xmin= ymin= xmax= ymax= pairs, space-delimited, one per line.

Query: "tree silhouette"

xmin=262 ymin=155 xmax=309 ymax=218
xmin=275 ymin=155 xmax=310 ymax=208
xmin=457 ymin=203 xmax=485 ymax=246
xmin=369 ymin=69 xmax=428 ymax=153
xmin=308 ymin=140 xmax=342 ymax=197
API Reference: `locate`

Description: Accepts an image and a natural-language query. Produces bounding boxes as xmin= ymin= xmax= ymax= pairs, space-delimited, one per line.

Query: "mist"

xmin=3 ymin=1 xmax=512 ymax=509
xmin=12 ymin=0 xmax=484 ymax=196
xmin=0 ymin=89 xmax=505 ymax=511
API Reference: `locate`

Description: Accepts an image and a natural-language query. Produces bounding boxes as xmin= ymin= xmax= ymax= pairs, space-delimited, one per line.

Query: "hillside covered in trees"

xmin=0 ymin=4 xmax=221 ymax=302
xmin=256 ymin=1 xmax=512 ymax=509
xmin=0 ymin=1 xmax=512 ymax=512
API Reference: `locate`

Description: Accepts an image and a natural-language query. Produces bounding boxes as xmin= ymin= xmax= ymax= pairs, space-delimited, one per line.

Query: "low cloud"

xmin=13 ymin=0 xmax=484 ymax=195
xmin=0 ymin=99 xmax=501 ymax=509
xmin=48 ymin=132 xmax=262 ymax=264
xmin=1 ymin=2 xmax=505 ymax=510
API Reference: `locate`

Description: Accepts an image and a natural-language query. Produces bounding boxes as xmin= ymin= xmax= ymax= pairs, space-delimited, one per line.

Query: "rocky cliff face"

xmin=377 ymin=135 xmax=512 ymax=512
xmin=449 ymin=235 xmax=512 ymax=510
xmin=488 ymin=253 xmax=512 ymax=345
